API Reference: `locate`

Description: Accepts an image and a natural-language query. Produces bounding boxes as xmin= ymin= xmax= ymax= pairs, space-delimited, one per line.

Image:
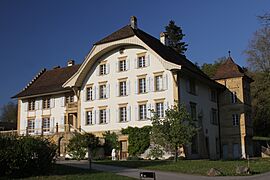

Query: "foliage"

xmin=165 ymin=20 xmax=188 ymax=55
xmin=200 ymin=57 xmax=226 ymax=78
xmin=258 ymin=13 xmax=270 ymax=26
xmin=103 ymin=131 xmax=119 ymax=156
xmin=148 ymin=145 xmax=164 ymax=160
xmin=0 ymin=135 xmax=56 ymax=177
xmin=0 ymin=101 xmax=17 ymax=123
xmin=67 ymin=132 xmax=99 ymax=160
xmin=151 ymin=104 xmax=196 ymax=162
xmin=121 ymin=126 xmax=152 ymax=157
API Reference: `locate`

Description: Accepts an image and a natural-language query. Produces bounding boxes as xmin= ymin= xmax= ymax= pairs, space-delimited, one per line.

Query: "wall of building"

xmin=80 ymin=45 xmax=175 ymax=134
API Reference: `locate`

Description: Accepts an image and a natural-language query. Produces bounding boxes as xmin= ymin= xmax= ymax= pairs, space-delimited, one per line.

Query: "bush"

xmin=103 ymin=131 xmax=119 ymax=156
xmin=0 ymin=135 xmax=57 ymax=177
xmin=122 ymin=126 xmax=151 ymax=157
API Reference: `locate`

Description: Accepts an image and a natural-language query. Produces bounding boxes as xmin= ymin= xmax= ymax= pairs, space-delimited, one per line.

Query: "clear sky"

xmin=0 ymin=0 xmax=269 ymax=109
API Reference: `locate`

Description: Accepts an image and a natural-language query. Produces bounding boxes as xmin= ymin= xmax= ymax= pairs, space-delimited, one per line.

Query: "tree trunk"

xmin=88 ymin=147 xmax=92 ymax=170
xmin=174 ymin=146 xmax=178 ymax=162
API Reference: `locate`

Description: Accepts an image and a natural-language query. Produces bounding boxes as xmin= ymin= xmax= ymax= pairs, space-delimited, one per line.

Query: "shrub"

xmin=0 ymin=135 xmax=57 ymax=177
xmin=67 ymin=132 xmax=99 ymax=160
xmin=103 ymin=131 xmax=119 ymax=156
xmin=148 ymin=145 xmax=164 ymax=159
xmin=122 ymin=126 xmax=151 ymax=157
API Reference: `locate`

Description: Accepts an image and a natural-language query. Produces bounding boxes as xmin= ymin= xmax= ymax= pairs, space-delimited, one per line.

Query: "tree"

xmin=67 ymin=133 xmax=99 ymax=160
xmin=200 ymin=57 xmax=226 ymax=78
xmin=165 ymin=20 xmax=188 ymax=55
xmin=103 ymin=131 xmax=119 ymax=156
xmin=151 ymin=104 xmax=197 ymax=162
xmin=0 ymin=102 xmax=17 ymax=123
xmin=258 ymin=13 xmax=270 ymax=26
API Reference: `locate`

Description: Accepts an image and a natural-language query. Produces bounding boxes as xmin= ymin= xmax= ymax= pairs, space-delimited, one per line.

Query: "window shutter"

xmin=146 ymin=77 xmax=150 ymax=93
xmin=25 ymin=102 xmax=28 ymax=112
xmin=127 ymin=59 xmax=130 ymax=70
xmin=163 ymin=74 xmax=168 ymax=90
xmin=164 ymin=101 xmax=168 ymax=111
xmin=116 ymin=109 xmax=119 ymax=123
xmin=134 ymin=58 xmax=137 ymax=69
xmin=106 ymin=84 xmax=110 ymax=98
xmin=127 ymin=80 xmax=131 ymax=95
xmin=94 ymin=110 xmax=97 ymax=124
xmin=61 ymin=115 xmax=65 ymax=125
xmin=135 ymin=79 xmax=138 ymax=94
xmin=83 ymin=89 xmax=86 ymax=102
xmin=150 ymin=77 xmax=154 ymax=92
xmin=147 ymin=103 xmax=151 ymax=119
xmin=96 ymin=66 xmax=100 ymax=76
xmin=116 ymin=61 xmax=119 ymax=73
xmin=96 ymin=110 xmax=100 ymax=124
xmin=35 ymin=119 xmax=39 ymax=134
xmin=106 ymin=109 xmax=110 ymax=123
xmin=50 ymin=117 xmax=55 ymax=133
xmin=82 ymin=111 xmax=86 ymax=125
xmin=134 ymin=105 xmax=138 ymax=121
xmin=50 ymin=98 xmax=55 ymax=108
xmin=96 ymin=86 xmax=99 ymax=100
xmin=25 ymin=119 xmax=28 ymax=131
xmin=116 ymin=83 xmax=119 ymax=97
xmin=146 ymin=54 xmax=150 ymax=66
xmin=35 ymin=100 xmax=39 ymax=110
xmin=93 ymin=86 xmax=96 ymax=100
xmin=106 ymin=63 xmax=110 ymax=74
xmin=61 ymin=97 xmax=65 ymax=107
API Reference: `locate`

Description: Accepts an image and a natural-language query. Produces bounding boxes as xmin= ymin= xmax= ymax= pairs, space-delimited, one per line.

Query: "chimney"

xmin=67 ymin=60 xmax=75 ymax=67
xmin=160 ymin=32 xmax=169 ymax=46
xmin=130 ymin=16 xmax=137 ymax=29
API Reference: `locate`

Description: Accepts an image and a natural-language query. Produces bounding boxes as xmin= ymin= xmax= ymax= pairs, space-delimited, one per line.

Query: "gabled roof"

xmin=95 ymin=25 xmax=210 ymax=80
xmin=213 ymin=57 xmax=252 ymax=81
xmin=13 ymin=64 xmax=81 ymax=98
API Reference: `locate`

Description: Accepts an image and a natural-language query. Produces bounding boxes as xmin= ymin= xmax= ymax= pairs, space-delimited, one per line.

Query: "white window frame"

xmin=138 ymin=56 xmax=146 ymax=68
xmin=119 ymin=106 xmax=127 ymax=122
xmin=155 ymin=75 xmax=163 ymax=91
xmin=119 ymin=59 xmax=126 ymax=72
xmin=86 ymin=87 xmax=93 ymax=101
xmin=28 ymin=99 xmax=35 ymax=111
xmin=119 ymin=81 xmax=127 ymax=96
xmin=28 ymin=119 xmax=35 ymax=133
xmin=139 ymin=104 xmax=147 ymax=120
xmin=138 ymin=78 xmax=146 ymax=94
xmin=99 ymin=109 xmax=106 ymax=124
xmin=99 ymin=64 xmax=106 ymax=75
xmin=42 ymin=97 xmax=50 ymax=109
xmin=42 ymin=117 xmax=50 ymax=132
xmin=156 ymin=102 xmax=164 ymax=118
xmin=99 ymin=84 xmax=107 ymax=99
xmin=231 ymin=91 xmax=237 ymax=103
xmin=86 ymin=110 xmax=93 ymax=125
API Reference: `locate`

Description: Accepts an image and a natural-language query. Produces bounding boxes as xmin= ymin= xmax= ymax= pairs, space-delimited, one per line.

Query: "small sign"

xmin=139 ymin=171 xmax=156 ymax=180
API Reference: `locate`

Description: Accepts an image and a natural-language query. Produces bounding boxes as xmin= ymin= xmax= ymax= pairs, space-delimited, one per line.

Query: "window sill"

xmin=118 ymin=70 xmax=128 ymax=73
xmin=85 ymin=124 xmax=95 ymax=126
xmin=119 ymin=95 xmax=128 ymax=97
xmin=138 ymin=92 xmax=147 ymax=95
xmin=119 ymin=121 xmax=129 ymax=123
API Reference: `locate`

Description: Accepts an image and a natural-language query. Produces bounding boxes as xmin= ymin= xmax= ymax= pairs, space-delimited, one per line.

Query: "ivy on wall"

xmin=121 ymin=126 xmax=152 ymax=157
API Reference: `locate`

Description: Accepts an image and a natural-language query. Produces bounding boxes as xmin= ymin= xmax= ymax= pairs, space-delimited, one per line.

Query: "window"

xmin=99 ymin=109 xmax=106 ymax=124
xmin=138 ymin=78 xmax=146 ymax=94
xmin=156 ymin=102 xmax=164 ymax=118
xmin=139 ymin=104 xmax=147 ymax=120
xmin=231 ymin=91 xmax=237 ymax=103
xmin=42 ymin=117 xmax=50 ymax=132
xmin=27 ymin=119 xmax=35 ymax=133
xmin=155 ymin=75 xmax=163 ymax=91
xmin=42 ymin=97 xmax=50 ymax=109
xmin=232 ymin=114 xmax=240 ymax=126
xmin=28 ymin=99 xmax=35 ymax=111
xmin=211 ymin=108 xmax=218 ymax=125
xmin=119 ymin=60 xmax=126 ymax=72
xmin=211 ymin=89 xmax=217 ymax=102
xmin=99 ymin=64 xmax=106 ymax=75
xmin=99 ymin=84 xmax=107 ymax=99
xmin=119 ymin=81 xmax=127 ymax=96
xmin=86 ymin=87 xmax=93 ymax=101
xmin=119 ymin=107 xmax=127 ymax=122
xmin=138 ymin=56 xmax=146 ymax=68
xmin=86 ymin=111 xmax=93 ymax=125
xmin=191 ymin=134 xmax=198 ymax=154
xmin=190 ymin=102 xmax=197 ymax=121
xmin=65 ymin=93 xmax=74 ymax=104
xmin=189 ymin=79 xmax=196 ymax=94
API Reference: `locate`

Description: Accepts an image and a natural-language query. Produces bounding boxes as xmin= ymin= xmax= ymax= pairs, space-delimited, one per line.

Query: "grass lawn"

xmin=15 ymin=164 xmax=135 ymax=180
xmin=95 ymin=158 xmax=270 ymax=176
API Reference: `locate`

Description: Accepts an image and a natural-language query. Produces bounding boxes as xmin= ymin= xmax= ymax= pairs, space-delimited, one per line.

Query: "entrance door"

xmin=120 ymin=140 xmax=128 ymax=160
xmin=233 ymin=143 xmax=240 ymax=159
xmin=222 ymin=144 xmax=228 ymax=159
xmin=68 ymin=114 xmax=74 ymax=126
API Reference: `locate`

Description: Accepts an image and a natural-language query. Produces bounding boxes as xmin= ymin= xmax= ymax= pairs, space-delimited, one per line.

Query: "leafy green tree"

xmin=165 ymin=20 xmax=188 ymax=55
xmin=151 ymin=104 xmax=196 ymax=162
xmin=121 ymin=126 xmax=151 ymax=157
xmin=103 ymin=131 xmax=119 ymax=156
xmin=200 ymin=57 xmax=226 ymax=78
xmin=0 ymin=102 xmax=17 ymax=123
xmin=67 ymin=133 xmax=99 ymax=160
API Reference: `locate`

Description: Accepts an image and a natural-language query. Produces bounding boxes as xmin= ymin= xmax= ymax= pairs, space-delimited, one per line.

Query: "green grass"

xmin=10 ymin=164 xmax=135 ymax=180
xmin=95 ymin=158 xmax=270 ymax=176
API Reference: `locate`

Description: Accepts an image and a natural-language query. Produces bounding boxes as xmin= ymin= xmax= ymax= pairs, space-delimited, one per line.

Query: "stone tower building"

xmin=213 ymin=57 xmax=253 ymax=159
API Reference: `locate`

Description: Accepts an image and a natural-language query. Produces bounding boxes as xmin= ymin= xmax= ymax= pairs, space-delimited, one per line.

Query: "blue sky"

xmin=0 ymin=0 xmax=269 ymax=108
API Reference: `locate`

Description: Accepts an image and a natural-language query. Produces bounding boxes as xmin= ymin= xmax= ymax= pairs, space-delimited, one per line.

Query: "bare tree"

xmin=0 ymin=102 xmax=17 ymax=123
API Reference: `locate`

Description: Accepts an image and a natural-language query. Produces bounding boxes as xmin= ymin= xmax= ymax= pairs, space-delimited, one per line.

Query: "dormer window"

xmin=28 ymin=99 xmax=35 ymax=111
xmin=42 ymin=97 xmax=50 ymax=109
